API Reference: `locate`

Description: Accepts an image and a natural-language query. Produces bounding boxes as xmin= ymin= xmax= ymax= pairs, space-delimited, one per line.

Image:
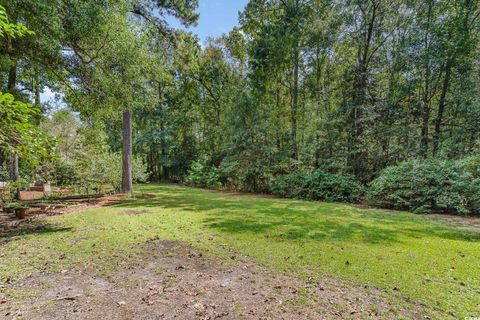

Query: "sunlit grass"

xmin=1 ymin=184 xmax=479 ymax=318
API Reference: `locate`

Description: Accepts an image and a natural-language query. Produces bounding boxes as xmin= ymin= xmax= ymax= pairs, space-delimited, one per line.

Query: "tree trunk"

xmin=7 ymin=62 xmax=19 ymax=181
xmin=420 ymin=102 xmax=430 ymax=157
xmin=7 ymin=61 xmax=17 ymax=93
xmin=314 ymin=46 xmax=323 ymax=169
xmin=34 ymin=74 xmax=42 ymax=111
xmin=275 ymin=86 xmax=281 ymax=149
xmin=10 ymin=152 xmax=19 ymax=181
xmin=0 ymin=148 xmax=5 ymax=169
xmin=347 ymin=2 xmax=376 ymax=180
xmin=419 ymin=0 xmax=434 ymax=158
xmin=121 ymin=109 xmax=133 ymax=194
xmin=291 ymin=48 xmax=299 ymax=161
xmin=432 ymin=59 xmax=452 ymax=157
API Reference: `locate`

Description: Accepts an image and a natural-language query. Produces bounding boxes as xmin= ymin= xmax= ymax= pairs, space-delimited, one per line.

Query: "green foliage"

xmin=269 ymin=170 xmax=306 ymax=199
xmin=0 ymin=5 xmax=34 ymax=38
xmin=1 ymin=0 xmax=479 ymax=213
xmin=218 ymin=149 xmax=275 ymax=193
xmin=0 ymin=177 xmax=29 ymax=204
xmin=271 ymin=169 xmax=364 ymax=203
xmin=0 ymin=166 xmax=8 ymax=181
xmin=0 ymin=92 xmax=37 ymax=147
xmin=49 ymin=160 xmax=78 ymax=187
xmin=68 ymin=152 xmax=148 ymax=193
xmin=368 ymin=158 xmax=480 ymax=214
xmin=186 ymin=155 xmax=221 ymax=189
xmin=39 ymin=109 xmax=149 ymax=193
xmin=0 ymin=92 xmax=55 ymax=162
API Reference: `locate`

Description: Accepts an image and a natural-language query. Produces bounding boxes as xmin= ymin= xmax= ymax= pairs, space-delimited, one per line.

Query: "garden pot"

xmin=15 ymin=207 xmax=29 ymax=219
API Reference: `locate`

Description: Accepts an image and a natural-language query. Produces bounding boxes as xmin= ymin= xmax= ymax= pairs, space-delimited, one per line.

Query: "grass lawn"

xmin=1 ymin=184 xmax=479 ymax=318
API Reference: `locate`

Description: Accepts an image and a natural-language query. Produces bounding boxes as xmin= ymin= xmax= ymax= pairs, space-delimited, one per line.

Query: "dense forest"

xmin=1 ymin=0 xmax=479 ymax=214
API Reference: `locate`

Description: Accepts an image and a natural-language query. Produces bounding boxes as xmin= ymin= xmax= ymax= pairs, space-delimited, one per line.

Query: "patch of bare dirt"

xmin=0 ymin=241 xmax=424 ymax=320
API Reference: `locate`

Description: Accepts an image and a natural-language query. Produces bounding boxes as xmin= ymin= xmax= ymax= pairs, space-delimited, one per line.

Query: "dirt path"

xmin=1 ymin=240 xmax=423 ymax=320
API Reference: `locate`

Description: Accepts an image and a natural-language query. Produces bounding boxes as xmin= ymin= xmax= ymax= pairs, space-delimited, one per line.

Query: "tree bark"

xmin=314 ymin=47 xmax=324 ymax=169
xmin=10 ymin=152 xmax=19 ymax=181
xmin=34 ymin=74 xmax=42 ymax=111
xmin=420 ymin=102 xmax=430 ymax=157
xmin=0 ymin=148 xmax=5 ymax=169
xmin=432 ymin=59 xmax=452 ymax=157
xmin=7 ymin=61 xmax=17 ymax=93
xmin=419 ymin=0 xmax=434 ymax=158
xmin=347 ymin=1 xmax=376 ymax=180
xmin=7 ymin=62 xmax=19 ymax=182
xmin=121 ymin=109 xmax=133 ymax=194
xmin=291 ymin=47 xmax=299 ymax=161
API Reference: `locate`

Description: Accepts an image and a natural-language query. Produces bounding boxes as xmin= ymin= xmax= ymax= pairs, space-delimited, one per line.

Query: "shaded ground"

xmin=0 ymin=194 xmax=129 ymax=232
xmin=428 ymin=213 xmax=480 ymax=232
xmin=1 ymin=240 xmax=422 ymax=320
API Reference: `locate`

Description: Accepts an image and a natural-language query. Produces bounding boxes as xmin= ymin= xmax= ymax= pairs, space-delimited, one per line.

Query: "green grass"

xmin=1 ymin=184 xmax=479 ymax=318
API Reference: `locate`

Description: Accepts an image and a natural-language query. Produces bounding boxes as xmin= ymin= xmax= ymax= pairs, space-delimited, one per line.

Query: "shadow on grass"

xmin=118 ymin=187 xmax=480 ymax=244
xmin=0 ymin=221 xmax=72 ymax=246
xmin=203 ymin=217 xmax=400 ymax=244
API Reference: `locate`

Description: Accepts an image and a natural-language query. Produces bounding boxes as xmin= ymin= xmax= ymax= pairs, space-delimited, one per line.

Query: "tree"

xmin=63 ymin=0 xmax=199 ymax=194
xmin=0 ymin=5 xmax=52 ymax=181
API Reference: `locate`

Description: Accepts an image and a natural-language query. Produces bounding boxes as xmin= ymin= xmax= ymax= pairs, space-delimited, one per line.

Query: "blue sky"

xmin=167 ymin=0 xmax=249 ymax=44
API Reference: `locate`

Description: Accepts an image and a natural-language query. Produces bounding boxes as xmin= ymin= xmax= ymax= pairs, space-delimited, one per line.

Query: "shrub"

xmin=367 ymin=158 xmax=480 ymax=214
xmin=82 ymin=152 xmax=148 ymax=192
xmin=303 ymin=170 xmax=364 ymax=203
xmin=47 ymin=151 xmax=148 ymax=193
xmin=50 ymin=160 xmax=79 ymax=186
xmin=270 ymin=169 xmax=364 ymax=203
xmin=186 ymin=155 xmax=221 ymax=189
xmin=217 ymin=150 xmax=276 ymax=193
xmin=269 ymin=170 xmax=307 ymax=199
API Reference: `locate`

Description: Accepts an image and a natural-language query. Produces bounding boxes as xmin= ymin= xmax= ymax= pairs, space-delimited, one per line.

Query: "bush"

xmin=81 ymin=152 xmax=148 ymax=192
xmin=217 ymin=148 xmax=276 ymax=193
xmin=269 ymin=170 xmax=307 ymax=199
xmin=48 ymin=151 xmax=148 ymax=193
xmin=50 ymin=160 xmax=79 ymax=186
xmin=270 ymin=169 xmax=364 ymax=203
xmin=186 ymin=155 xmax=221 ymax=189
xmin=303 ymin=170 xmax=365 ymax=202
xmin=367 ymin=158 xmax=480 ymax=214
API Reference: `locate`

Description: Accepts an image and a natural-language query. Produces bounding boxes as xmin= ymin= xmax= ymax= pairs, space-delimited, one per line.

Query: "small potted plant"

xmin=3 ymin=202 xmax=29 ymax=218
xmin=14 ymin=204 xmax=30 ymax=219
